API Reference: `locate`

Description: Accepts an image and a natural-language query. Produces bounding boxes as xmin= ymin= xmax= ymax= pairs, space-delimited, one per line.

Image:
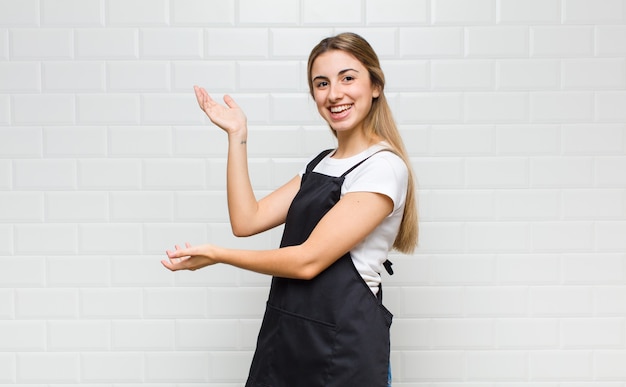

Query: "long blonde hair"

xmin=307 ymin=32 xmax=418 ymax=253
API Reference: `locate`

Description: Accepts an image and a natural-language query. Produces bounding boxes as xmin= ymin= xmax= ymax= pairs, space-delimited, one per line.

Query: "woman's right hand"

xmin=194 ymin=85 xmax=247 ymax=138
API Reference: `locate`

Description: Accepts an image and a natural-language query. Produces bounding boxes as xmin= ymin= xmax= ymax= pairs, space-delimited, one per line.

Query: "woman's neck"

xmin=332 ymin=131 xmax=382 ymax=159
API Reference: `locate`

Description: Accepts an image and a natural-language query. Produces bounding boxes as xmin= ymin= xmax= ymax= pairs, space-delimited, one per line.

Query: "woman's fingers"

xmin=223 ymin=94 xmax=239 ymax=109
xmin=161 ymin=253 xmax=189 ymax=271
xmin=193 ymin=85 xmax=206 ymax=109
xmin=162 ymin=242 xmax=200 ymax=271
xmin=194 ymin=86 xmax=241 ymax=115
xmin=193 ymin=85 xmax=217 ymax=112
xmin=167 ymin=242 xmax=193 ymax=258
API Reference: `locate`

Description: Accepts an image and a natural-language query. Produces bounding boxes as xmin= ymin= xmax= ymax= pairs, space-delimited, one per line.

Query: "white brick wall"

xmin=0 ymin=0 xmax=625 ymax=385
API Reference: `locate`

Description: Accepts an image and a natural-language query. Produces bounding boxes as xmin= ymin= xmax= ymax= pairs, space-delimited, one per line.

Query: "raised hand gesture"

xmin=194 ymin=85 xmax=247 ymax=138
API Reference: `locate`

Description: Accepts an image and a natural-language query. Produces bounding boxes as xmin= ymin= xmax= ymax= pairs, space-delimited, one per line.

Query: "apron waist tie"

xmin=383 ymin=259 xmax=394 ymax=275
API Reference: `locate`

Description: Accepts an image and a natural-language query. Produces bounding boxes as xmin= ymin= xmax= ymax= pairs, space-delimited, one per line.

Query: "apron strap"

xmin=340 ymin=149 xmax=391 ymax=178
xmin=307 ymin=148 xmax=393 ymax=177
xmin=305 ymin=149 xmax=334 ymax=174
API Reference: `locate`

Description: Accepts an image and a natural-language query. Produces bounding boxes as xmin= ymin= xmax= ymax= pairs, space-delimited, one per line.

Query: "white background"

xmin=1 ymin=0 xmax=626 ymax=385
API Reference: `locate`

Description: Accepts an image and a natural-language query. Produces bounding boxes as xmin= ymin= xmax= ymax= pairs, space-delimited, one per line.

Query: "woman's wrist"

xmin=227 ymin=131 xmax=248 ymax=145
xmin=206 ymin=244 xmax=224 ymax=265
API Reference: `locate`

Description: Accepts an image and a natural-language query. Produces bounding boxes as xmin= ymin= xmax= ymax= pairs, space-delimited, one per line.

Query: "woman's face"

xmin=310 ymin=50 xmax=380 ymax=135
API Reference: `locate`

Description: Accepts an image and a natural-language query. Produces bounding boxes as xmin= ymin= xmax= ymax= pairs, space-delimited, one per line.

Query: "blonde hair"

xmin=307 ymin=32 xmax=418 ymax=253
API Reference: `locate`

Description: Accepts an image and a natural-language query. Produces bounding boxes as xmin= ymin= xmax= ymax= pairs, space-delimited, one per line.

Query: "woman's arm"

xmin=225 ymin=129 xmax=301 ymax=236
xmin=194 ymin=86 xmax=299 ymax=236
xmin=162 ymin=190 xmax=393 ymax=279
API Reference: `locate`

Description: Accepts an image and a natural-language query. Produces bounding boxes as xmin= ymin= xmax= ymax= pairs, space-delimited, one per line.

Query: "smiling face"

xmin=310 ymin=50 xmax=380 ymax=135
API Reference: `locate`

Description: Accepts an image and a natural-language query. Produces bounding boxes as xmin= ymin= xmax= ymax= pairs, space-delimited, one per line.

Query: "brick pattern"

xmin=1 ymin=0 xmax=626 ymax=385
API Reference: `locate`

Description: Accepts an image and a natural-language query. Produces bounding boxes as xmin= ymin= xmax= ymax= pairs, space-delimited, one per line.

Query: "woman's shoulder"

xmin=366 ymin=144 xmax=408 ymax=174
xmin=346 ymin=145 xmax=408 ymax=210
xmin=349 ymin=145 xmax=408 ymax=186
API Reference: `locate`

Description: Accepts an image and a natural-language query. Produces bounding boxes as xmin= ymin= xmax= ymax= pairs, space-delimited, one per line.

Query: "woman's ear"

xmin=373 ymin=85 xmax=381 ymax=99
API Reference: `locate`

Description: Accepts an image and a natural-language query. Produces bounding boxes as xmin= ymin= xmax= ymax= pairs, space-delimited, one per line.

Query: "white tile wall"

xmin=366 ymin=0 xmax=429 ymax=25
xmin=1 ymin=0 xmax=625 ymax=385
xmin=40 ymin=0 xmax=103 ymax=27
xmin=498 ymin=0 xmax=561 ymax=24
xmin=74 ymin=28 xmax=139 ymax=59
xmin=433 ymin=0 xmax=495 ymax=24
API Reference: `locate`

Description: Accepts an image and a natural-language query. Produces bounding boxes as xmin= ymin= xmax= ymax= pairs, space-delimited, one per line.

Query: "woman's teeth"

xmin=330 ymin=104 xmax=352 ymax=113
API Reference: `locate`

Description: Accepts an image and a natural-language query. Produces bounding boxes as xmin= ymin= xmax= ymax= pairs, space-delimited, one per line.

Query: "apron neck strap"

xmin=305 ymin=149 xmax=334 ymax=174
xmin=340 ymin=149 xmax=389 ymax=178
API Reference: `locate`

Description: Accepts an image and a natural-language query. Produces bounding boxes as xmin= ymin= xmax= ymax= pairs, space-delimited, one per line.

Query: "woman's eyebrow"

xmin=312 ymin=68 xmax=359 ymax=82
xmin=312 ymin=74 xmax=329 ymax=82
xmin=338 ymin=68 xmax=359 ymax=75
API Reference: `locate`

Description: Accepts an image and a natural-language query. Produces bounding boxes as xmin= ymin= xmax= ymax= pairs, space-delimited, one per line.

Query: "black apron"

xmin=246 ymin=149 xmax=393 ymax=387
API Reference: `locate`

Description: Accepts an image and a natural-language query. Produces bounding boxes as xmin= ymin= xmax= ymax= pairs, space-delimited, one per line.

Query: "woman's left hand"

xmin=161 ymin=242 xmax=217 ymax=271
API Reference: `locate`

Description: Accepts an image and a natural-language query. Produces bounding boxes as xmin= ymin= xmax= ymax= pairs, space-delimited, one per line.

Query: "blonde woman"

xmin=163 ymin=32 xmax=418 ymax=387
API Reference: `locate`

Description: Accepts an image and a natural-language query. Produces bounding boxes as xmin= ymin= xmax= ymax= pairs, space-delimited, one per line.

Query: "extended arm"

xmin=194 ymin=86 xmax=299 ymax=236
xmin=162 ymin=191 xmax=393 ymax=279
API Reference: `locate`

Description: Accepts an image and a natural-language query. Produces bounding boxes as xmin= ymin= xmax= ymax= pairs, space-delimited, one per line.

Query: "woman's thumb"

xmin=223 ymin=94 xmax=239 ymax=109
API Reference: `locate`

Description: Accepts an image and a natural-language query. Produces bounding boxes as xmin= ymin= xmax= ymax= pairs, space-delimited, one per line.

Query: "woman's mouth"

xmin=329 ymin=104 xmax=353 ymax=118
xmin=330 ymin=104 xmax=352 ymax=113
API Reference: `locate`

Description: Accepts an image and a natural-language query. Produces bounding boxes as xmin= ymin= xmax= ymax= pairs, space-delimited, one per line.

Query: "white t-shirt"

xmin=299 ymin=143 xmax=408 ymax=294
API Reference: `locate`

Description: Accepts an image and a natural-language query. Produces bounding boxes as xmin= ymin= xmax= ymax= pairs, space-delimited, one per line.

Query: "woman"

xmin=162 ymin=32 xmax=418 ymax=387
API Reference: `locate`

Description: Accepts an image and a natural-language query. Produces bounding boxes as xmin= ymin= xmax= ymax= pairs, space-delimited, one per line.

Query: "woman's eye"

xmin=344 ymin=76 xmax=354 ymax=82
xmin=316 ymin=81 xmax=328 ymax=88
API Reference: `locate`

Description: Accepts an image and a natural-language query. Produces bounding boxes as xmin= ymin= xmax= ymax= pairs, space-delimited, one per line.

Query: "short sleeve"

xmin=343 ymin=152 xmax=408 ymax=212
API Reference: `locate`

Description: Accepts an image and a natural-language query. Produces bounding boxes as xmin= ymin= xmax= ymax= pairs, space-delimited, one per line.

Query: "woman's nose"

xmin=328 ymin=83 xmax=343 ymax=102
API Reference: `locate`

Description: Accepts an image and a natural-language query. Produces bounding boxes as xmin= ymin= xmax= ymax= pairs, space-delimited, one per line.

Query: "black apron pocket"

xmin=249 ymin=304 xmax=337 ymax=387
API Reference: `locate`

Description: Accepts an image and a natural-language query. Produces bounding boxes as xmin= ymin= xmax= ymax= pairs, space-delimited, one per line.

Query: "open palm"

xmin=194 ymin=85 xmax=247 ymax=137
